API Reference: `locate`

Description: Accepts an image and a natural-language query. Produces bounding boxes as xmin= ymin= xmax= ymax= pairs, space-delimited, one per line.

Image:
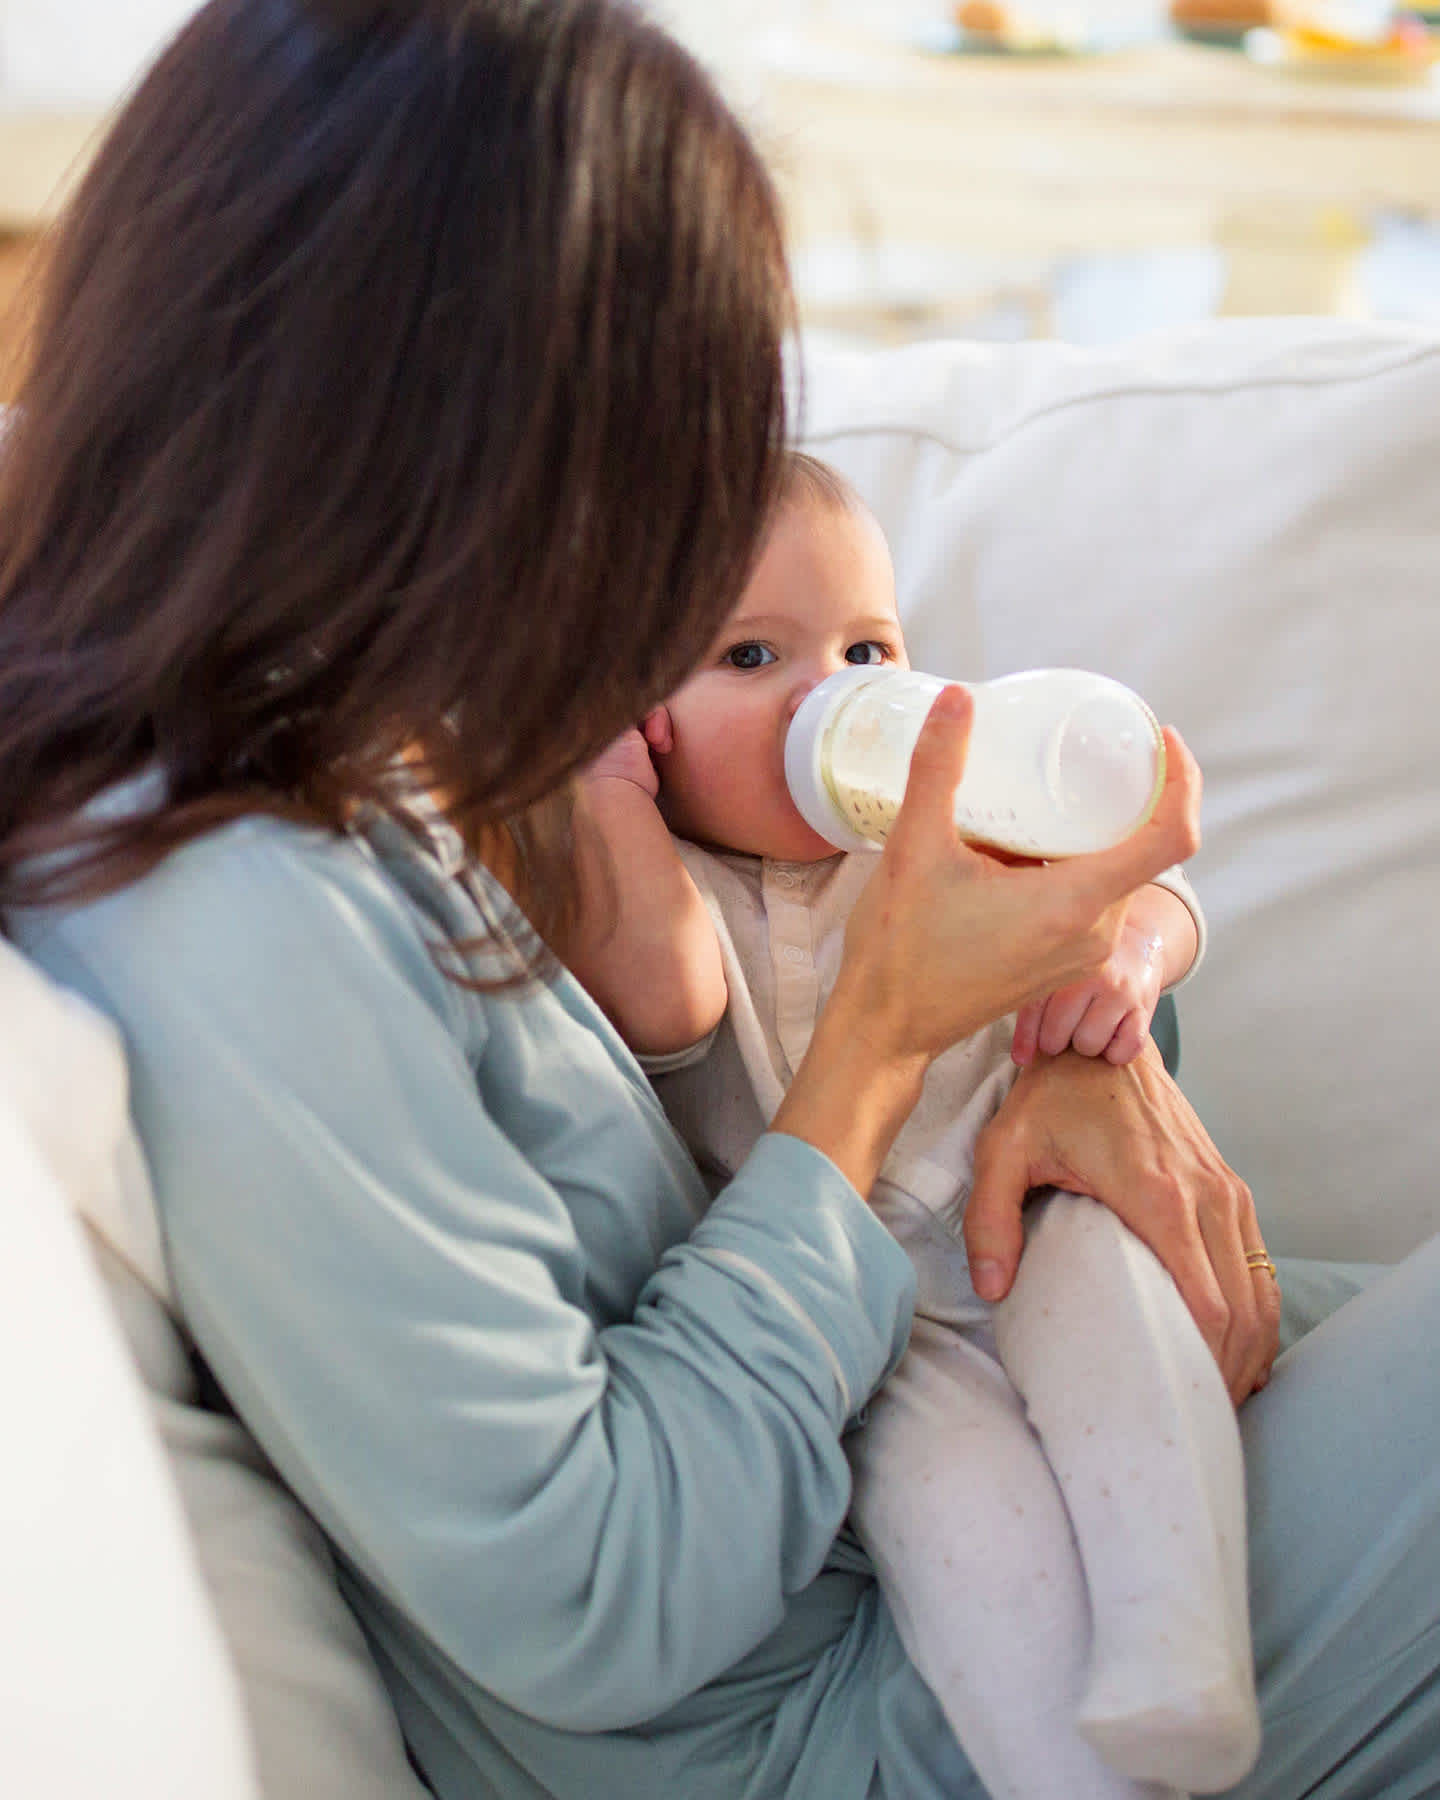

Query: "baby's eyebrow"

xmin=721 ymin=614 xmax=787 ymax=634
xmin=720 ymin=613 xmax=901 ymax=637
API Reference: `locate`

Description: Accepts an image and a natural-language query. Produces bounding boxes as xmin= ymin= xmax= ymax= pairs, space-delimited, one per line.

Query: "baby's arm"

xmin=1011 ymin=871 xmax=1204 ymax=1068
xmin=564 ymin=721 xmax=727 ymax=1057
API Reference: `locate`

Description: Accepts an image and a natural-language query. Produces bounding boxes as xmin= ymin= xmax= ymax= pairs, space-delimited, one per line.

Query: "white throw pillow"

xmin=799 ymin=320 xmax=1440 ymax=1262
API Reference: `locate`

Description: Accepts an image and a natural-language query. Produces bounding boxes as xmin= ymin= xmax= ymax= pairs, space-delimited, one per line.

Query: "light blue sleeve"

xmin=33 ymin=822 xmax=915 ymax=1733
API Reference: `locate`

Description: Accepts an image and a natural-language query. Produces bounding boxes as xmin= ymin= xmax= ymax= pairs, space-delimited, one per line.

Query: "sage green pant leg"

xmin=1225 ymin=1232 xmax=1440 ymax=1800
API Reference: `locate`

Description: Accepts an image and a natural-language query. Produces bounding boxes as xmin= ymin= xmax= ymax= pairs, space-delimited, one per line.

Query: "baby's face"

xmin=655 ymin=495 xmax=907 ymax=861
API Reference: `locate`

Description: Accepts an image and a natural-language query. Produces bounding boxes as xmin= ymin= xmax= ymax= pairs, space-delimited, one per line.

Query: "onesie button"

xmin=782 ymin=944 xmax=807 ymax=965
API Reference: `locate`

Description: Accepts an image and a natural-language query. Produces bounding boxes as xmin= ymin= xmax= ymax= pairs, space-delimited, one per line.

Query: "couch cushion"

xmin=91 ymin=1236 xmax=434 ymax=1800
xmin=799 ymin=320 xmax=1440 ymax=1261
xmin=0 ymin=1096 xmax=259 ymax=1800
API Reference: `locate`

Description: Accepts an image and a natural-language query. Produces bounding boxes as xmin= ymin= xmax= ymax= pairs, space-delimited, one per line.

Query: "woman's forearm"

xmin=770 ymin=987 xmax=929 ymax=1198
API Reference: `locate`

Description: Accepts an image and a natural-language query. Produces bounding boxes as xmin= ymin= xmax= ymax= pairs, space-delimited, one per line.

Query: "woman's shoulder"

xmin=12 ymin=806 xmax=472 ymax=1040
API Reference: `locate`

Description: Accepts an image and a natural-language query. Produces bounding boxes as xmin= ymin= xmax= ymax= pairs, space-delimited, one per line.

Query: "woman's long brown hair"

xmin=0 ymin=0 xmax=792 ymax=967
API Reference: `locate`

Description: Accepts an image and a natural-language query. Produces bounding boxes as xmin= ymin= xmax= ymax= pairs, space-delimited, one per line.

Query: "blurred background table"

xmin=3 ymin=6 xmax=1440 ymax=358
xmin=751 ymin=23 xmax=1440 ymax=340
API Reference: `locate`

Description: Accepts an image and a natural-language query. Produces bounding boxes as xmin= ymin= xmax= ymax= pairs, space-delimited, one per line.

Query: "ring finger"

xmin=1196 ymin=1190 xmax=1268 ymax=1402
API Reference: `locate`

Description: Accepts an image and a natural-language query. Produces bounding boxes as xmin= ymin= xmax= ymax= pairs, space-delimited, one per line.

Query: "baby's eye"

xmin=724 ymin=642 xmax=777 ymax=670
xmin=845 ymin=641 xmax=891 ymax=666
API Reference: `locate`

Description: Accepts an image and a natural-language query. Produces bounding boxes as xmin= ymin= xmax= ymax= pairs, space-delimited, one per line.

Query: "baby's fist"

xmin=1011 ymin=918 xmax=1166 ymax=1068
xmin=584 ymin=715 xmax=666 ymax=800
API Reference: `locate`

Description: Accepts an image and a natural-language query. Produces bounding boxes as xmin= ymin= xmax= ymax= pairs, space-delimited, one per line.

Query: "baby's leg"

xmin=993 ymin=1191 xmax=1260 ymax=1792
xmin=848 ymin=1314 xmax=1183 ymax=1800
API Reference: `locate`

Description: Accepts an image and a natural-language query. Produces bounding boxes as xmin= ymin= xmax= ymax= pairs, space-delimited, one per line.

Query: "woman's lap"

xmin=1271 ymin=1256 xmax=1386 ymax=1354
xmin=1226 ymin=1234 xmax=1440 ymax=1798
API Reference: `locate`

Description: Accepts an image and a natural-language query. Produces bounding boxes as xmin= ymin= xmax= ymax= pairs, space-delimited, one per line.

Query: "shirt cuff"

xmin=635 ymin=1026 xmax=718 ymax=1077
xmin=1148 ymin=864 xmax=1207 ymax=992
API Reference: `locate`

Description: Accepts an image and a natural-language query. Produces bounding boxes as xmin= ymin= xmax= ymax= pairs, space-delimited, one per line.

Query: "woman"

xmin=0 ymin=4 xmax=1433 ymax=1797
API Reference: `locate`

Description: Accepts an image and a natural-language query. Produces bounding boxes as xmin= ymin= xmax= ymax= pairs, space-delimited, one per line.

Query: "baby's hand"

xmin=584 ymin=709 xmax=670 ymax=801
xmin=1011 ymin=914 xmax=1166 ymax=1068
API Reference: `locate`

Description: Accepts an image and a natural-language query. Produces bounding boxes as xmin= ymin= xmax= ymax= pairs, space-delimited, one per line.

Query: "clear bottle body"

xmin=785 ymin=666 xmax=1166 ymax=858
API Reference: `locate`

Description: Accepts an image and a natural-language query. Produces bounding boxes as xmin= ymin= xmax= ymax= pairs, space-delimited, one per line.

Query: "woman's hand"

xmin=831 ymin=687 xmax=1203 ymax=1066
xmin=773 ymin=687 xmax=1202 ymax=1202
xmin=965 ymin=1044 xmax=1282 ymax=1403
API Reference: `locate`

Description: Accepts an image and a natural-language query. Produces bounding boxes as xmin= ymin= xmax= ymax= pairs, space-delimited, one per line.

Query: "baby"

xmin=567 ymin=453 xmax=1259 ymax=1800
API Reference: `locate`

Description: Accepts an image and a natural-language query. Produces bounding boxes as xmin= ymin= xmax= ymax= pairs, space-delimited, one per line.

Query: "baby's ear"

xmin=642 ymin=705 xmax=674 ymax=755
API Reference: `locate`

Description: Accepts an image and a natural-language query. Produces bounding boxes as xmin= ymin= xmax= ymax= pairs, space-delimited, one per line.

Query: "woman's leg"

xmin=1226 ymin=1231 xmax=1440 ymax=1800
xmin=848 ymin=1314 xmax=1181 ymax=1800
xmin=994 ymin=1191 xmax=1260 ymax=1793
xmin=1271 ymin=1258 xmax=1383 ymax=1353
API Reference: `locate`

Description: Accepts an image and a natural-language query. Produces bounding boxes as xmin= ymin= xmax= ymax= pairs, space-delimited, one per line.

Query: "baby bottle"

xmin=784 ymin=666 xmax=1166 ymax=859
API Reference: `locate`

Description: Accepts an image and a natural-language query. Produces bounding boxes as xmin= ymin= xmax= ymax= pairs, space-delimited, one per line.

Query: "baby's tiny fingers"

xmin=1071 ymin=997 xmax=1127 ymax=1059
xmin=1038 ymin=991 xmax=1091 ymax=1058
xmin=1011 ymin=1002 xmax=1042 ymax=1067
xmin=1103 ymin=1009 xmax=1150 ymax=1066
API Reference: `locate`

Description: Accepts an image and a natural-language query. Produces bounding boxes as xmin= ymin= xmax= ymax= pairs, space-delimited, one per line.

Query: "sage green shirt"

xmin=15 ymin=800 xmax=982 ymax=1800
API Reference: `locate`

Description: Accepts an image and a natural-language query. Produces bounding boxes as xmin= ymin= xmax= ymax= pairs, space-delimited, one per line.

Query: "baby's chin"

xmin=728 ymin=815 xmax=843 ymax=865
xmin=661 ymin=790 xmax=841 ymax=864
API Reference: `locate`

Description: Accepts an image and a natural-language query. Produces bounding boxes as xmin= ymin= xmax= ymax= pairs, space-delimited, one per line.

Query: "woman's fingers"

xmin=1065 ymin=727 xmax=1203 ymax=914
xmin=967 ymin=1046 xmax=1279 ymax=1399
xmin=1196 ymin=1174 xmax=1282 ymax=1402
xmin=895 ymin=705 xmax=1199 ymax=916
xmin=1114 ymin=1149 xmax=1280 ymax=1405
xmin=841 ymin=702 xmax=1198 ymax=1068
xmin=984 ymin=727 xmax=1201 ymax=1003
xmin=1157 ymin=1216 xmax=1235 ymax=1377
xmin=885 ymin=684 xmax=974 ymax=861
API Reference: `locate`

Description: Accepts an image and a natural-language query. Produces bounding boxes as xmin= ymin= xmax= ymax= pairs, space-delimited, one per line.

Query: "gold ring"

xmin=1245 ymin=1251 xmax=1277 ymax=1278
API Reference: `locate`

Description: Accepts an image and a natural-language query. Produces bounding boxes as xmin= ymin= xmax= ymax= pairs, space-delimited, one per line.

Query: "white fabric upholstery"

xmin=799 ymin=319 xmax=1440 ymax=1261
xmin=5 ymin=317 xmax=1439 ymax=1789
xmin=0 ymin=938 xmax=429 ymax=1800
xmin=0 ymin=942 xmax=258 ymax=1800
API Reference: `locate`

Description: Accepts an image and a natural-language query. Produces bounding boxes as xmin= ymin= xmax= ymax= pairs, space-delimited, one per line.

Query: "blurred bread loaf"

xmin=954 ymin=0 xmax=1014 ymax=37
xmin=1168 ymin=0 xmax=1274 ymax=32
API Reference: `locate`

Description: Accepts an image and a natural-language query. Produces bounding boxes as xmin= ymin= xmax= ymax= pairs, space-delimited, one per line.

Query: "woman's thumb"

xmin=964 ymin=1125 xmax=1031 ymax=1301
xmin=889 ymin=684 xmax=973 ymax=849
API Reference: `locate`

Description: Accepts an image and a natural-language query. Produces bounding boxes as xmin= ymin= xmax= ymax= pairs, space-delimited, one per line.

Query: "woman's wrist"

xmin=771 ymin=988 xmax=930 ymax=1199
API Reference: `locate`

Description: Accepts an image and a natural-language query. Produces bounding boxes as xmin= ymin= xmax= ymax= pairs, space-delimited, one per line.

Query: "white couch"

xmin=5 ymin=318 xmax=1438 ymax=1797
